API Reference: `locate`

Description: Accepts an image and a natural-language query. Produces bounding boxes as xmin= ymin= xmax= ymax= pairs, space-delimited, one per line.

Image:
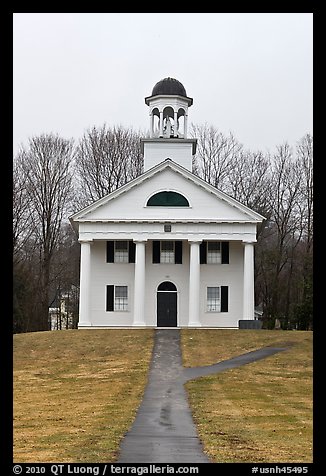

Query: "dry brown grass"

xmin=182 ymin=330 xmax=313 ymax=463
xmin=14 ymin=329 xmax=154 ymax=463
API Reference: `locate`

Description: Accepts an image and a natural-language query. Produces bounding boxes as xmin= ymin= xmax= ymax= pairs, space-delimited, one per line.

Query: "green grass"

xmin=13 ymin=329 xmax=154 ymax=463
xmin=14 ymin=328 xmax=313 ymax=463
xmin=181 ymin=330 xmax=313 ymax=463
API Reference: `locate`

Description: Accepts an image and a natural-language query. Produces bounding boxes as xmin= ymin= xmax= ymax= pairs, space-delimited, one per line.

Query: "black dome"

xmin=151 ymin=77 xmax=187 ymax=97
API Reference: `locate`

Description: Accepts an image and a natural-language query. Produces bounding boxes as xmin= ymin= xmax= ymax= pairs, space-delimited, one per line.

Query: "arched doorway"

xmin=157 ymin=281 xmax=177 ymax=327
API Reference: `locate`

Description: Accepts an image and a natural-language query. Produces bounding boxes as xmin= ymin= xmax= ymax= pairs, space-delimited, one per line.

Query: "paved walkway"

xmin=117 ymin=329 xmax=287 ymax=463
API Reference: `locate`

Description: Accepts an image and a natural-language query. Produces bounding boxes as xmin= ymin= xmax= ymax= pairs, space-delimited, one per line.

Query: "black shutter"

xmin=221 ymin=242 xmax=229 ymax=264
xmin=106 ymin=285 xmax=114 ymax=311
xmin=221 ymin=286 xmax=228 ymax=312
xmin=200 ymin=241 xmax=207 ymax=264
xmin=106 ymin=241 xmax=114 ymax=263
xmin=153 ymin=241 xmax=161 ymax=263
xmin=129 ymin=241 xmax=136 ymax=263
xmin=175 ymin=241 xmax=183 ymax=264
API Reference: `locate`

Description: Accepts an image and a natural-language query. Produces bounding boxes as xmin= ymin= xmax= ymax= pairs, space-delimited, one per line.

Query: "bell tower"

xmin=141 ymin=77 xmax=197 ymax=172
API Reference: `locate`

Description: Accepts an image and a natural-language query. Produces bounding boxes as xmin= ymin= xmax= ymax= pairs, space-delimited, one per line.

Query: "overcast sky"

xmin=13 ymin=13 xmax=313 ymax=154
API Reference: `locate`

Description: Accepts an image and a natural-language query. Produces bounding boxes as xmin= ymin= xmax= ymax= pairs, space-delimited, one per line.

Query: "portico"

xmin=76 ymin=218 xmax=257 ymax=329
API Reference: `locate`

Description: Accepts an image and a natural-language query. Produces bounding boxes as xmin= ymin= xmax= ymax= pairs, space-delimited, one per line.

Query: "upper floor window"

xmin=152 ymin=241 xmax=183 ymax=264
xmin=207 ymin=241 xmax=221 ymax=264
xmin=147 ymin=191 xmax=189 ymax=207
xmin=114 ymin=241 xmax=129 ymax=263
xmin=200 ymin=241 xmax=229 ymax=264
xmin=160 ymin=241 xmax=175 ymax=263
xmin=106 ymin=241 xmax=136 ymax=263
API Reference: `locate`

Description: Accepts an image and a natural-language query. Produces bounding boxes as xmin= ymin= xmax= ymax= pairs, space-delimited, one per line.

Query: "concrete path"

xmin=117 ymin=329 xmax=287 ymax=463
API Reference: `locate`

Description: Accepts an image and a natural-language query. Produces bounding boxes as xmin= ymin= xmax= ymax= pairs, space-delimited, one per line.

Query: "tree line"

xmin=13 ymin=124 xmax=313 ymax=332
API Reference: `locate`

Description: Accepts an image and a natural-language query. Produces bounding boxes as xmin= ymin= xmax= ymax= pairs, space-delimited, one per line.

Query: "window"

xmin=107 ymin=241 xmax=136 ymax=263
xmin=152 ymin=241 xmax=183 ymax=264
xmin=207 ymin=242 xmax=221 ymax=264
xmin=147 ymin=191 xmax=189 ymax=207
xmin=114 ymin=241 xmax=129 ymax=263
xmin=200 ymin=241 xmax=229 ymax=264
xmin=206 ymin=286 xmax=229 ymax=312
xmin=106 ymin=285 xmax=128 ymax=311
xmin=114 ymin=286 xmax=128 ymax=311
xmin=207 ymin=287 xmax=221 ymax=312
xmin=161 ymin=241 xmax=175 ymax=263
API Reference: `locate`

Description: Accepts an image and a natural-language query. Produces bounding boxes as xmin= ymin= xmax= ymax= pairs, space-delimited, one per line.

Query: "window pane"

xmin=207 ymin=286 xmax=221 ymax=312
xmin=115 ymin=286 xmax=128 ymax=298
xmin=207 ymin=287 xmax=220 ymax=299
xmin=161 ymin=241 xmax=174 ymax=251
xmin=207 ymin=241 xmax=221 ymax=264
xmin=147 ymin=191 xmax=189 ymax=207
xmin=115 ymin=286 xmax=128 ymax=311
xmin=208 ymin=242 xmax=221 ymax=252
xmin=115 ymin=241 xmax=129 ymax=263
xmin=161 ymin=241 xmax=175 ymax=263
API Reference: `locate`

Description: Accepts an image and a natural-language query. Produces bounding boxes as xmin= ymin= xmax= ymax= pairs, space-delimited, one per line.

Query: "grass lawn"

xmin=181 ymin=330 xmax=313 ymax=463
xmin=13 ymin=329 xmax=154 ymax=463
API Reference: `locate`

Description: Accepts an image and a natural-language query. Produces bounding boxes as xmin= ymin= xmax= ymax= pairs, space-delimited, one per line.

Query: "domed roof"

xmin=151 ymin=77 xmax=187 ymax=97
xmin=145 ymin=77 xmax=193 ymax=106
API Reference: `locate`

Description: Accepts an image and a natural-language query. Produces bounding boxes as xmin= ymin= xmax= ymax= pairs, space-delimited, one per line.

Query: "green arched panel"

xmin=147 ymin=191 xmax=189 ymax=207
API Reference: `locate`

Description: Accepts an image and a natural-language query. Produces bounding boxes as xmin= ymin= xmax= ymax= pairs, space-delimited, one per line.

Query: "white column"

xmin=133 ymin=240 xmax=146 ymax=326
xmin=243 ymin=241 xmax=255 ymax=320
xmin=150 ymin=112 xmax=154 ymax=138
xmin=173 ymin=110 xmax=178 ymax=137
xmin=188 ymin=240 xmax=201 ymax=327
xmin=159 ymin=111 xmax=163 ymax=137
xmin=78 ymin=240 xmax=92 ymax=327
xmin=184 ymin=113 xmax=188 ymax=138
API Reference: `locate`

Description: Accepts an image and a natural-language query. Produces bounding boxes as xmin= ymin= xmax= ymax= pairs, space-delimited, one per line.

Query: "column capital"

xmin=78 ymin=239 xmax=93 ymax=244
xmin=242 ymin=240 xmax=256 ymax=245
xmin=133 ymin=239 xmax=147 ymax=244
xmin=188 ymin=239 xmax=202 ymax=245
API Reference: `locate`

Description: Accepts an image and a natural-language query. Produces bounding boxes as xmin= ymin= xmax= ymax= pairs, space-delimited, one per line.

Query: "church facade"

xmin=70 ymin=77 xmax=264 ymax=329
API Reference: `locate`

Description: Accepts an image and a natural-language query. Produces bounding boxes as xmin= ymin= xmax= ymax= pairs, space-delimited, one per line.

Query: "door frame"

xmin=156 ymin=281 xmax=178 ymax=327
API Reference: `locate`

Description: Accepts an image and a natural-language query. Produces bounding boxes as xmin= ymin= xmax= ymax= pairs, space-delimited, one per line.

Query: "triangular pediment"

xmin=70 ymin=160 xmax=265 ymax=225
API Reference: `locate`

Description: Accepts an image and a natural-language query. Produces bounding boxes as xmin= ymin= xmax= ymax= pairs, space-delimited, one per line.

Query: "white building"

xmin=70 ymin=77 xmax=265 ymax=329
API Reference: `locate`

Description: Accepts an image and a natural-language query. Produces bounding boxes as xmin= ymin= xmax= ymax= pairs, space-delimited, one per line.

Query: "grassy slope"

xmin=181 ymin=330 xmax=313 ymax=463
xmin=13 ymin=330 xmax=154 ymax=463
xmin=14 ymin=328 xmax=313 ymax=463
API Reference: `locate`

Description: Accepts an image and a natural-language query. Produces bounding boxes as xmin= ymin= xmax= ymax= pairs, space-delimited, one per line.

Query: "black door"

xmin=157 ymin=292 xmax=177 ymax=327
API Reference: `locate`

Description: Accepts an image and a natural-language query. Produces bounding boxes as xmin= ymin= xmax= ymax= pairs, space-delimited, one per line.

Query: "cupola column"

xmin=159 ymin=111 xmax=164 ymax=137
xmin=173 ymin=110 xmax=178 ymax=137
xmin=150 ymin=111 xmax=154 ymax=138
xmin=184 ymin=113 xmax=188 ymax=138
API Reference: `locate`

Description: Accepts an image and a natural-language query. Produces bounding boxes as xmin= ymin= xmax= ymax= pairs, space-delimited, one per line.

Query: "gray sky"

xmin=13 ymin=13 xmax=313 ymax=154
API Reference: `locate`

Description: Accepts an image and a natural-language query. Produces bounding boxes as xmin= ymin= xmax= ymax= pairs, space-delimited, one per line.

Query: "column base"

xmin=132 ymin=321 xmax=147 ymax=327
xmin=188 ymin=322 xmax=202 ymax=327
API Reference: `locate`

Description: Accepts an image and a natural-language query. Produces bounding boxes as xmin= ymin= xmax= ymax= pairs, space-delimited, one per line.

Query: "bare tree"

xmin=74 ymin=124 xmax=144 ymax=208
xmin=296 ymin=133 xmax=313 ymax=253
xmin=16 ymin=134 xmax=75 ymax=330
xmin=191 ymin=123 xmax=242 ymax=191
xmin=226 ymin=149 xmax=272 ymax=219
xmin=291 ymin=134 xmax=313 ymax=329
xmin=13 ymin=159 xmax=33 ymax=263
xmin=256 ymin=143 xmax=303 ymax=325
